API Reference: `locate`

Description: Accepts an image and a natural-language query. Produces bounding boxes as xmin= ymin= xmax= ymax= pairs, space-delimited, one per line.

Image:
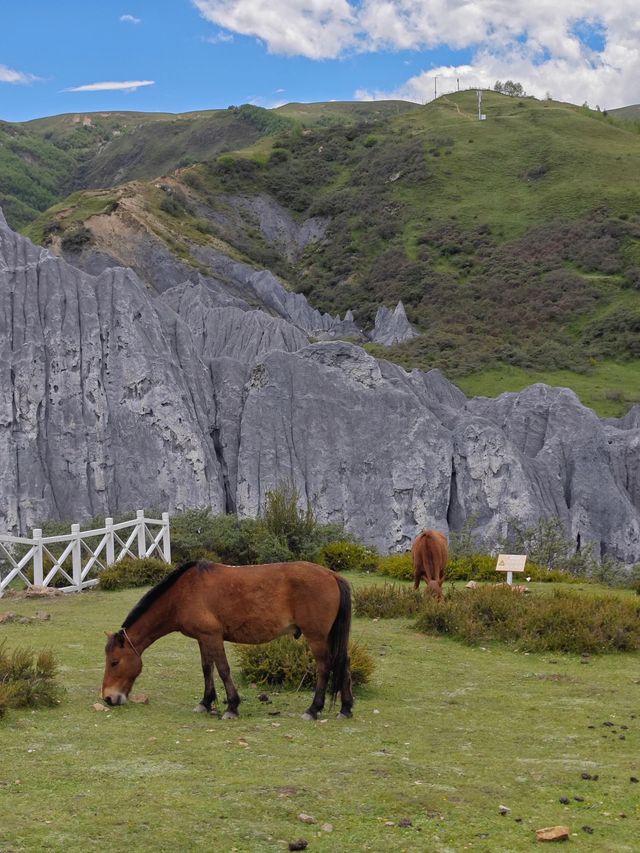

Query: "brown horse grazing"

xmin=412 ymin=529 xmax=448 ymax=600
xmin=102 ymin=559 xmax=353 ymax=721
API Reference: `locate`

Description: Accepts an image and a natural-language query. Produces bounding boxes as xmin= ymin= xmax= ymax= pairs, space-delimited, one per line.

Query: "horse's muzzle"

xmin=103 ymin=693 xmax=127 ymax=706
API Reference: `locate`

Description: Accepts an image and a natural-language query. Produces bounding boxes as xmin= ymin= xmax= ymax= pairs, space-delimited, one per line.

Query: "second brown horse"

xmin=412 ymin=529 xmax=448 ymax=600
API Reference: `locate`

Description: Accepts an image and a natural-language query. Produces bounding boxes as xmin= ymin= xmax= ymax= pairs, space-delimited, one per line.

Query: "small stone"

xmin=581 ymin=772 xmax=593 ymax=780
xmin=321 ymin=823 xmax=333 ymax=833
xmin=0 ymin=612 xmax=17 ymax=623
xmin=298 ymin=814 xmax=316 ymax=825
xmin=35 ymin=611 xmax=51 ymax=620
xmin=515 ymin=818 xmax=523 ymax=824
xmin=384 ymin=821 xmax=395 ymax=827
xmin=288 ymin=840 xmax=308 ymax=851
xmin=131 ymin=694 xmax=149 ymax=704
xmin=466 ymin=580 xmax=479 ymax=589
xmin=398 ymin=818 xmax=412 ymax=827
xmin=573 ymin=796 xmax=584 ymax=802
xmin=258 ymin=692 xmax=271 ymax=703
xmin=559 ymin=797 xmax=570 ymax=805
xmin=630 ymin=777 xmax=639 ymax=784
xmin=92 ymin=702 xmax=109 ymax=712
xmin=499 ymin=805 xmax=510 ymax=815
xmin=536 ymin=825 xmax=570 ymax=842
xmin=581 ymin=826 xmax=594 ymax=834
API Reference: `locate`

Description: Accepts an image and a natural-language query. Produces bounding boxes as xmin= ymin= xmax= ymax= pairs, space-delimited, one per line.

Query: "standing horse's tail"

xmin=328 ymin=574 xmax=352 ymax=705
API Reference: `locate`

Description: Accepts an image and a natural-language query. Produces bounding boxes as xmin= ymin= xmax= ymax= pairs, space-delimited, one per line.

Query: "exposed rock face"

xmin=370 ymin=301 xmax=418 ymax=346
xmin=2 ymin=212 xmax=640 ymax=562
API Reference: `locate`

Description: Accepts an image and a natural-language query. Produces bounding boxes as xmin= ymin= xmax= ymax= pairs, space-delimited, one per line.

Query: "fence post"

xmin=71 ymin=523 xmax=82 ymax=588
xmin=137 ymin=510 xmax=146 ymax=558
xmin=105 ymin=518 xmax=115 ymax=565
xmin=33 ymin=529 xmax=43 ymax=587
xmin=162 ymin=512 xmax=171 ymax=563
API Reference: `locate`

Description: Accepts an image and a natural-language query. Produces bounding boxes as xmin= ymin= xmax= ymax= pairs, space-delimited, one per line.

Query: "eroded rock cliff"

xmin=2 ymin=210 xmax=639 ymax=561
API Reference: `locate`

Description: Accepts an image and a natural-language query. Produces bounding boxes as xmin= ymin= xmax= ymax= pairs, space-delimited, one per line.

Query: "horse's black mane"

xmin=121 ymin=560 xmax=210 ymax=630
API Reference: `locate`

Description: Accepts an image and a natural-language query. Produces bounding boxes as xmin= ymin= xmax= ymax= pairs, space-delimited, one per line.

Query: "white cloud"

xmin=203 ymin=31 xmax=234 ymax=43
xmin=191 ymin=1 xmax=640 ymax=107
xmin=65 ymin=80 xmax=155 ymax=93
xmin=192 ymin=0 xmax=357 ymax=59
xmin=0 ymin=63 xmax=39 ymax=84
xmin=120 ymin=14 xmax=141 ymax=24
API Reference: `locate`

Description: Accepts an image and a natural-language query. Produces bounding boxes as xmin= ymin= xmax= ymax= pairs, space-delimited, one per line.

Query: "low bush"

xmin=0 ymin=641 xmax=64 ymax=719
xmin=170 ymin=510 xmax=292 ymax=565
xmin=60 ymin=225 xmax=92 ymax=252
xmin=376 ymin=553 xmax=413 ymax=581
xmin=98 ymin=557 xmax=173 ymax=590
xmin=319 ymin=540 xmax=378 ymax=573
xmin=237 ymin=635 xmax=374 ymax=689
xmin=353 ymin=583 xmax=424 ymax=618
xmin=414 ymin=586 xmax=640 ymax=654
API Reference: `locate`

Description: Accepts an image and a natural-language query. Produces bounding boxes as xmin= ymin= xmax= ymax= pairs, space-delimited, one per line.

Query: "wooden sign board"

xmin=495 ymin=554 xmax=527 ymax=573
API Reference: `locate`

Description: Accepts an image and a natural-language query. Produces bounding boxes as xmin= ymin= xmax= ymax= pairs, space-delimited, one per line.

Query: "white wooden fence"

xmin=0 ymin=510 xmax=171 ymax=597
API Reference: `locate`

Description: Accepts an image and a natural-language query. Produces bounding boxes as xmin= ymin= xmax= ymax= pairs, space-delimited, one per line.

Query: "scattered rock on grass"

xmin=298 ymin=814 xmax=316 ymax=825
xmin=288 ymin=840 xmax=308 ymax=851
xmin=92 ymin=703 xmax=109 ymax=712
xmin=131 ymin=694 xmax=149 ymax=704
xmin=536 ymin=825 xmax=570 ymax=842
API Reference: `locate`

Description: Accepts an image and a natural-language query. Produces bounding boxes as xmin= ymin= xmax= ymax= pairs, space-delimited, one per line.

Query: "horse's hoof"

xmin=336 ymin=711 xmax=352 ymax=720
xmin=301 ymin=712 xmax=316 ymax=721
xmin=193 ymin=703 xmax=209 ymax=713
xmin=222 ymin=711 xmax=238 ymax=720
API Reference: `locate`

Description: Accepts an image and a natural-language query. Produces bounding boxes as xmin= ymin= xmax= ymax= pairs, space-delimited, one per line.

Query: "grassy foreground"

xmin=1 ymin=579 xmax=639 ymax=852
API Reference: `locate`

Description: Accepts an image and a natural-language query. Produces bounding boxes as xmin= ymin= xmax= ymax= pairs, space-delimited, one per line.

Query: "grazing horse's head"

xmin=102 ymin=630 xmax=143 ymax=706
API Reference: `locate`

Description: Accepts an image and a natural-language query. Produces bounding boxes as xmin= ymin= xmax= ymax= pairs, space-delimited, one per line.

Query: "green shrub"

xmin=60 ymin=225 xmax=92 ymax=252
xmin=353 ymin=583 xmax=424 ymax=618
xmin=414 ymin=586 xmax=640 ymax=654
xmin=376 ymin=553 xmax=413 ymax=581
xmin=170 ymin=509 xmax=292 ymax=565
xmin=98 ymin=557 xmax=173 ymax=590
xmin=237 ymin=635 xmax=374 ymax=689
xmin=0 ymin=641 xmax=64 ymax=718
xmin=446 ymin=554 xmax=498 ymax=581
xmin=262 ymin=482 xmax=318 ymax=557
xmin=319 ymin=540 xmax=378 ymax=573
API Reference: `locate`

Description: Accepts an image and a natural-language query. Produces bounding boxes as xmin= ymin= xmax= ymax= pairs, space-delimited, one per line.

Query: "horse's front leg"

xmin=211 ymin=640 xmax=241 ymax=720
xmin=194 ymin=639 xmax=218 ymax=714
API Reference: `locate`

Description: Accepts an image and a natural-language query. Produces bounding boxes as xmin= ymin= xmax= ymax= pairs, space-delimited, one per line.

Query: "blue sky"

xmin=1 ymin=1 xmax=637 ymax=122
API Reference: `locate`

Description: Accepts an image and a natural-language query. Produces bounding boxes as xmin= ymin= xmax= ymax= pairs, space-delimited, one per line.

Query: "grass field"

xmin=453 ymin=359 xmax=640 ymax=418
xmin=1 ymin=576 xmax=639 ymax=852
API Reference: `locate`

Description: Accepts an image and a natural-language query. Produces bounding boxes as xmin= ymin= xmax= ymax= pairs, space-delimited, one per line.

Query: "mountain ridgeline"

xmin=3 ymin=91 xmax=640 ymax=412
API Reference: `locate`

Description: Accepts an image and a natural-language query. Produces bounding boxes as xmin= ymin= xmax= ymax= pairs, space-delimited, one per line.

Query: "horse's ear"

xmin=104 ymin=631 xmax=114 ymax=639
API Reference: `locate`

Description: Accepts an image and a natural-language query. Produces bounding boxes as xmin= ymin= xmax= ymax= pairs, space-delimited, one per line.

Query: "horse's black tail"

xmin=328 ymin=575 xmax=352 ymax=705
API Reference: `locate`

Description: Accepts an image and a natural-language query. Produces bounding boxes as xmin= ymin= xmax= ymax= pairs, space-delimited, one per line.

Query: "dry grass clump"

xmin=0 ymin=640 xmax=64 ymax=718
xmin=237 ymin=635 xmax=374 ymax=689
xmin=353 ymin=583 xmax=425 ymax=618
xmin=415 ymin=586 xmax=640 ymax=654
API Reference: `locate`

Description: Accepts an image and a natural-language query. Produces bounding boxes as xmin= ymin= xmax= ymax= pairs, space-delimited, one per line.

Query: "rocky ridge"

xmin=1 ymin=208 xmax=639 ymax=561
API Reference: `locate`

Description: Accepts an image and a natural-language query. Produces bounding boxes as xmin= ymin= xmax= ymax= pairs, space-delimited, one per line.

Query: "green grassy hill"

xmin=5 ymin=92 xmax=640 ymax=414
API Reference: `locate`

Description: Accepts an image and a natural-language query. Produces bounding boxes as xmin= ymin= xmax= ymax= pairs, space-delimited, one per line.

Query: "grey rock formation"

xmin=370 ymin=301 xmax=418 ymax=345
xmin=2 ymin=211 xmax=640 ymax=563
xmin=229 ymin=194 xmax=329 ymax=262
